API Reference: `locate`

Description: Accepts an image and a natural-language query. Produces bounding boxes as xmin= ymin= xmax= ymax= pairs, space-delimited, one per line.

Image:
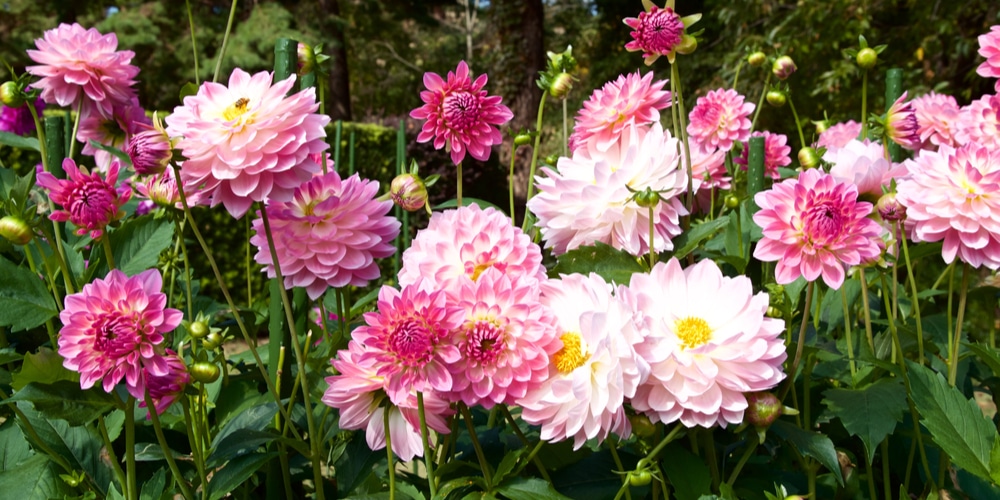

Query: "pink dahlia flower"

xmin=687 ymin=88 xmax=754 ymax=152
xmin=126 ymin=121 xmax=173 ymax=176
xmin=623 ymin=5 xmax=699 ymax=65
xmin=518 ymin=273 xmax=648 ymax=449
xmin=26 ymin=23 xmax=139 ymax=118
xmin=529 ymin=122 xmax=687 ymax=257
xmin=134 ymin=168 xmax=181 ymax=210
xmin=897 ymin=143 xmax=1000 ymax=269
xmin=825 ymin=139 xmax=907 ymax=199
xmin=815 ymin=120 xmax=862 ymax=152
xmin=689 ymin=142 xmax=730 ymax=214
xmin=139 ymin=350 xmax=189 ymax=416
xmin=625 ymin=258 xmax=786 ymax=428
xmin=884 ymin=91 xmax=921 ymax=151
xmin=251 ymin=171 xmax=399 ymax=300
xmin=0 ymin=97 xmax=44 ymax=136
xmin=445 ymin=268 xmax=560 ymax=408
xmin=57 ymin=269 xmax=181 ymax=399
xmin=397 ymin=203 xmax=546 ymax=295
xmin=36 ymin=158 xmax=131 ymax=240
xmin=410 ymin=60 xmax=513 ymax=165
xmin=77 ymin=97 xmax=149 ymax=171
xmin=734 ymin=131 xmax=792 ymax=179
xmin=351 ymin=281 xmax=465 ymax=404
xmin=954 ymin=94 xmax=1000 ymax=150
xmin=911 ymin=91 xmax=960 ymax=150
xmin=978 ymin=25 xmax=1000 ymax=91
xmin=753 ymin=169 xmax=884 ymax=289
xmin=165 ymin=68 xmax=330 ymax=218
xmin=569 ymin=71 xmax=671 ymax=153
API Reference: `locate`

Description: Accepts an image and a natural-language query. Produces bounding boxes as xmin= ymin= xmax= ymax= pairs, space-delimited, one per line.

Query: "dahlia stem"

xmin=639 ymin=422 xmax=685 ymax=465
xmin=98 ymin=416 xmax=128 ymax=495
xmin=725 ymin=438 xmax=757 ymax=486
xmin=144 ymin=391 xmax=195 ymax=500
xmin=606 ymin=439 xmax=633 ymax=500
xmin=180 ymin=397 xmax=209 ymax=497
xmin=857 ymin=268 xmax=875 ymax=352
xmin=841 ymin=285 xmax=857 ymax=384
xmin=787 ymin=94 xmax=807 ymax=152
xmin=508 ymin=145 xmax=518 ymax=218
xmin=125 ymin=396 xmax=138 ymax=500
xmin=456 ymin=161 xmax=463 ymax=207
xmin=172 ymin=218 xmax=194 ymax=319
xmin=860 ymin=70 xmax=869 ymax=139
xmin=102 ymin=235 xmax=116 ymax=270
xmin=881 ymin=438 xmax=892 ymax=500
xmin=213 ymin=0 xmax=239 ymax=83
xmin=499 ymin=405 xmax=551 ymax=482
xmin=185 ymin=0 xmax=200 ymax=86
xmin=23 ymin=249 xmax=58 ymax=346
xmin=898 ymin=221 xmax=925 ymax=364
xmin=948 ymin=263 xmax=970 ymax=386
xmin=417 ymin=392 xmax=437 ymax=497
xmin=780 ymin=281 xmax=814 ymax=402
xmin=562 ymin=98 xmax=569 ymax=157
xmin=670 ymin=63 xmax=695 ymax=222
xmin=459 ymin=402 xmax=493 ymax=486
xmin=647 ymin=205 xmax=656 ymax=269
xmin=26 ymin=100 xmax=48 ymax=173
xmin=731 ymin=59 xmax=744 ymax=90
xmin=522 ymin=90 xmax=549 ymax=232
xmin=245 ymin=216 xmax=253 ymax=307
xmin=384 ymin=406 xmax=397 ymax=500
xmin=68 ymin=102 xmax=82 ymax=161
xmin=750 ymin=71 xmax=772 ymax=134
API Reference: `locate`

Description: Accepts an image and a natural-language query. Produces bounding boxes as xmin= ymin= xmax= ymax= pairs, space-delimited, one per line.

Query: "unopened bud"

xmin=390 ymin=173 xmax=428 ymax=212
xmin=876 ymin=193 xmax=905 ymax=222
xmin=675 ymin=33 xmax=698 ymax=55
xmin=745 ymin=392 xmax=783 ymax=428
xmin=856 ymin=47 xmax=878 ymax=70
xmin=297 ymin=42 xmax=315 ymax=75
xmin=514 ymin=132 xmax=534 ymax=147
xmin=0 ymin=81 xmax=24 ymax=108
xmin=0 ymin=215 xmax=32 ymax=245
xmin=632 ymin=187 xmax=661 ymax=209
xmin=747 ymin=51 xmax=767 ymax=67
xmin=813 ymin=119 xmax=831 ymax=135
xmin=549 ymin=72 xmax=574 ymax=99
xmin=798 ymin=147 xmax=820 ymax=169
xmin=629 ymin=413 xmax=656 ymax=438
xmin=772 ymin=55 xmax=797 ymax=80
xmin=126 ymin=124 xmax=172 ymax=175
xmin=766 ymin=90 xmax=786 ymax=107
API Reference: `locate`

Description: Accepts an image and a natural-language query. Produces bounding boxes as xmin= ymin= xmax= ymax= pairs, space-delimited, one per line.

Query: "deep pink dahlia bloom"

xmin=825 ymin=139 xmax=906 ymax=199
xmin=126 ymin=122 xmax=172 ymax=176
xmin=139 ymin=350 xmax=189 ymax=416
xmin=569 ymin=71 xmax=671 ymax=153
xmin=251 ymin=171 xmax=399 ymax=299
xmin=624 ymin=6 xmax=684 ymax=64
xmin=410 ymin=61 xmax=513 ymax=165
xmin=954 ymin=94 xmax=1000 ymax=150
xmin=884 ymin=91 xmax=921 ymax=151
xmin=26 ymin=23 xmax=139 ymax=118
xmin=687 ymin=88 xmax=754 ymax=152
xmin=897 ymin=143 xmax=1000 ymax=269
xmin=978 ymin=25 xmax=1000 ymax=91
xmin=753 ymin=169 xmax=884 ymax=289
xmin=57 ymin=269 xmax=181 ymax=399
xmin=352 ymin=281 xmax=465 ymax=404
xmin=0 ymin=97 xmax=44 ymax=136
xmin=815 ymin=120 xmax=862 ymax=152
xmin=165 ymin=68 xmax=330 ymax=218
xmin=734 ymin=131 xmax=792 ymax=179
xmin=36 ymin=158 xmax=131 ymax=240
xmin=911 ymin=91 xmax=960 ymax=150
xmin=625 ymin=258 xmax=786 ymax=428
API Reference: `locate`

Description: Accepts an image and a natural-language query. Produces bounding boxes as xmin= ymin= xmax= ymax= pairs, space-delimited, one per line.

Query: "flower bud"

xmin=813 ymin=119 xmax=831 ymax=135
xmin=544 ymin=154 xmax=559 ymax=167
xmin=766 ymin=90 xmax=786 ymax=107
xmin=0 ymin=81 xmax=25 ymax=108
xmin=747 ymin=51 xmax=767 ymax=67
xmin=632 ymin=187 xmax=661 ymax=209
xmin=798 ymin=147 xmax=820 ymax=169
xmin=514 ymin=132 xmax=534 ymax=147
xmin=202 ymin=332 xmax=224 ymax=350
xmin=876 ymin=193 xmax=905 ymax=222
xmin=189 ymin=320 xmax=210 ymax=339
xmin=190 ymin=361 xmax=221 ymax=384
xmin=745 ymin=391 xmax=783 ymax=428
xmin=549 ymin=72 xmax=574 ymax=100
xmin=126 ymin=124 xmax=172 ymax=175
xmin=390 ymin=173 xmax=428 ymax=212
xmin=724 ymin=194 xmax=740 ymax=209
xmin=629 ymin=413 xmax=656 ymax=438
xmin=772 ymin=55 xmax=797 ymax=80
xmin=856 ymin=47 xmax=877 ymax=70
xmin=675 ymin=33 xmax=698 ymax=55
xmin=0 ymin=215 xmax=33 ymax=245
xmin=297 ymin=42 xmax=316 ymax=76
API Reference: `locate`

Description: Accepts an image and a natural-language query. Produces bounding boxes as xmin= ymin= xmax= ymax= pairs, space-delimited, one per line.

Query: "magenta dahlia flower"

xmin=26 ymin=23 xmax=139 ymax=118
xmin=734 ymin=131 xmax=792 ymax=179
xmin=57 ymin=269 xmax=182 ymax=399
xmin=625 ymin=258 xmax=786 ymax=428
xmin=165 ymin=68 xmax=330 ymax=218
xmin=978 ymin=25 xmax=1000 ymax=91
xmin=815 ymin=120 xmax=862 ymax=152
xmin=687 ymin=88 xmax=754 ymax=152
xmin=911 ymin=91 xmax=960 ymax=150
xmin=126 ymin=121 xmax=173 ymax=176
xmin=569 ymin=71 xmax=671 ymax=153
xmin=409 ymin=60 xmax=513 ymax=165
xmin=251 ymin=171 xmax=399 ymax=299
xmin=0 ymin=97 xmax=44 ymax=136
xmin=752 ymin=169 xmax=884 ymax=289
xmin=954 ymin=94 xmax=1000 ymax=150
xmin=825 ymin=139 xmax=906 ymax=199
xmin=35 ymin=158 xmax=131 ymax=240
xmin=897 ymin=143 xmax=1000 ymax=269
xmin=623 ymin=4 xmax=700 ymax=65
xmin=77 ymin=96 xmax=149 ymax=171
xmin=884 ymin=91 xmax=921 ymax=151
xmin=139 ymin=350 xmax=189 ymax=416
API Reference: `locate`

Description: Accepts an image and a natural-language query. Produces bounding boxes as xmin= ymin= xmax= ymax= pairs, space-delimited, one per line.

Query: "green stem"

xmin=670 ymin=63 xmax=695 ymax=223
xmin=864 ymin=443 xmax=878 ymax=500
xmin=212 ymin=0 xmax=239 ymax=83
xmin=521 ymin=90 xmax=549 ymax=231
xmin=26 ymin=101 xmax=48 ymax=173
xmin=185 ymin=0 xmax=200 ymax=85
xmin=606 ymin=439 xmax=633 ymax=500
xmin=787 ymin=94 xmax=807 ymax=151
xmin=417 ymin=392 xmax=437 ymax=497
xmin=562 ymin=98 xmax=568 ymax=157
xmin=749 ymin=72 xmax=772 ymax=133
xmin=180 ymin=398 xmax=209 ymax=497
xmin=500 ymin=405 xmax=551 ymax=482
xmin=780 ymin=281 xmax=814 ymax=402
xmin=385 ymin=405 xmax=397 ymax=500
xmin=98 ymin=416 xmax=128 ymax=494
xmin=948 ymin=263 xmax=970 ymax=386
xmin=172 ymin=218 xmax=194 ymax=319
xmin=731 ymin=59 xmax=744 ymax=90
xmin=509 ymin=144 xmax=518 ymax=219
xmin=125 ymin=397 xmax=138 ymax=500
xmin=68 ymin=103 xmax=82 ymax=160
xmin=647 ymin=206 xmax=656 ymax=269
xmin=24 ymin=247 xmax=58 ymax=345
xmin=898 ymin=222 xmax=925 ymax=364
xmin=858 ymin=268 xmax=875 ymax=352
xmin=841 ymin=285 xmax=857 ymax=384
xmin=456 ymin=161 xmax=463 ymax=207
xmin=459 ymin=403 xmax=492 ymax=487
xmin=725 ymin=438 xmax=757 ymax=486
xmin=144 ymin=391 xmax=195 ymax=499
xmin=860 ymin=70 xmax=869 ymax=138
xmin=102 ymin=235 xmax=116 ymax=270
xmin=640 ymin=423 xmax=685 ymax=466
xmin=881 ymin=438 xmax=891 ymax=500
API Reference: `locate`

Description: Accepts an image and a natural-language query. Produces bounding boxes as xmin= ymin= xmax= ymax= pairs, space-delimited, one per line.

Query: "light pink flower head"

xmin=623 ymin=3 xmax=699 ymax=65
xmin=529 ymin=122 xmax=687 ymax=256
xmin=352 ymin=281 xmax=465 ymax=404
xmin=753 ymin=169 xmax=883 ymax=289
xmin=57 ymin=269 xmax=182 ymax=399
xmin=978 ymin=25 xmax=1000 ymax=92
xmin=687 ymin=88 xmax=754 ymax=152
xmin=569 ymin=71 xmax=671 ymax=154
xmin=398 ymin=203 xmax=546 ymax=295
xmin=134 ymin=168 xmax=181 ymax=210
xmin=139 ymin=350 xmax=189 ymax=416
xmin=165 ymin=68 xmax=330 ymax=218
xmin=897 ymin=143 xmax=1000 ymax=269
xmin=518 ymin=273 xmax=648 ymax=449
xmin=251 ymin=171 xmax=399 ymax=300
xmin=35 ymin=158 xmax=131 ymax=240
xmin=825 ymin=139 xmax=907 ymax=199
xmin=410 ymin=61 xmax=513 ymax=165
xmin=77 ymin=96 xmax=150 ymax=171
xmin=815 ymin=120 xmax=862 ymax=152
xmin=884 ymin=91 xmax=921 ymax=151
xmin=625 ymin=258 xmax=786 ymax=428
xmin=127 ymin=121 xmax=173 ymax=176
xmin=911 ymin=91 xmax=960 ymax=150
xmin=734 ymin=131 xmax=792 ymax=179
xmin=26 ymin=23 xmax=139 ymax=117
xmin=954 ymin=94 xmax=1000 ymax=150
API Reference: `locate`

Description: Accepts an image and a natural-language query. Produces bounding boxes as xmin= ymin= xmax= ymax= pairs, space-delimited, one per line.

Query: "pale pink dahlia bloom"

xmin=351 ymin=281 xmax=465 ymax=404
xmin=134 ymin=168 xmax=181 ymax=210
xmin=530 ymin=123 xmax=687 ymax=257
xmin=397 ymin=203 xmax=546 ymax=295
xmin=165 ymin=68 xmax=330 ymax=218
xmin=753 ymin=169 xmax=884 ymax=289
xmin=26 ymin=23 xmax=139 ymax=117
xmin=35 ymin=158 xmax=131 ymax=240
xmin=251 ymin=171 xmax=399 ymax=299
xmin=977 ymin=25 xmax=1000 ymax=91
xmin=687 ymin=88 xmax=754 ymax=152
xmin=911 ymin=91 xmax=960 ymax=150
xmin=954 ymin=94 xmax=1000 ymax=150
xmin=815 ymin=120 xmax=862 ymax=152
xmin=139 ymin=350 xmax=189 ymax=416
xmin=57 ymin=269 xmax=181 ymax=399
xmin=825 ymin=139 xmax=907 ymax=199
xmin=569 ymin=71 xmax=671 ymax=153
xmin=897 ymin=143 xmax=1000 ymax=269
xmin=445 ymin=268 xmax=560 ymax=408
xmin=410 ymin=60 xmax=513 ymax=165
xmin=884 ymin=91 xmax=921 ymax=151
xmin=518 ymin=273 xmax=648 ymax=449
xmin=625 ymin=258 xmax=786 ymax=428
xmin=734 ymin=131 xmax=792 ymax=179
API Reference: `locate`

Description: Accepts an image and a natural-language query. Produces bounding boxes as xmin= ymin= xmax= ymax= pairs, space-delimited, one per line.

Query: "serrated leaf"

xmin=96 ymin=216 xmax=174 ymax=277
xmin=906 ymin=360 xmax=997 ymax=481
xmin=5 ymin=381 xmax=115 ymax=426
xmin=669 ymin=216 xmax=729 ymax=260
xmin=550 ymin=242 xmax=645 ymax=285
xmin=335 ymin=430 xmax=382 ymax=496
xmin=207 ymin=429 xmax=278 ymax=468
xmin=966 ymin=343 xmax=1000 ymax=377
xmin=208 ymin=451 xmax=278 ymax=500
xmin=770 ymin=419 xmax=844 ymax=486
xmin=10 ymin=348 xmax=77 ymax=391
xmin=661 ymin=444 xmax=711 ymax=500
xmin=15 ymin=404 xmax=112 ymax=496
xmin=139 ymin=468 xmax=166 ymax=500
xmin=0 ymin=420 xmax=33 ymax=472
xmin=179 ymin=82 xmax=199 ymax=101
xmin=0 ymin=454 xmax=69 ymax=500
xmin=990 ymin=435 xmax=1000 ymax=485
xmin=0 ymin=131 xmax=41 ymax=151
xmin=495 ymin=477 xmax=571 ymax=500
xmin=821 ymin=378 xmax=907 ymax=464
xmin=0 ymin=256 xmax=58 ymax=332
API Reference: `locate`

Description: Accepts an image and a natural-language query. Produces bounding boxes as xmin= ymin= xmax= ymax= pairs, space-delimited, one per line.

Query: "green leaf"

xmin=207 ymin=429 xmax=278 ymax=468
xmin=0 ymin=420 xmax=33 ymax=472
xmin=335 ymin=430 xmax=382 ymax=496
xmin=821 ymin=378 xmax=907 ymax=464
xmin=91 ymin=215 xmax=174 ymax=277
xmin=0 ymin=131 xmax=41 ymax=152
xmin=990 ymin=435 xmax=1000 ymax=485
xmin=139 ymin=468 xmax=166 ymax=500
xmin=966 ymin=343 xmax=1000 ymax=377
xmin=495 ymin=477 xmax=571 ymax=500
xmin=906 ymin=360 xmax=997 ymax=481
xmin=661 ymin=444 xmax=712 ymax=500
xmin=770 ymin=419 xmax=845 ymax=486
xmin=550 ymin=242 xmax=645 ymax=285
xmin=179 ymin=82 xmax=199 ymax=101
xmin=0 ymin=454 xmax=69 ymax=500
xmin=210 ymin=402 xmax=279 ymax=457
xmin=5 ymin=381 xmax=116 ymax=426
xmin=0 ymin=256 xmax=58 ymax=332
xmin=15 ymin=404 xmax=112 ymax=496
xmin=819 ymin=277 xmax=861 ymax=333
xmin=669 ymin=216 xmax=729 ymax=260
xmin=208 ymin=451 xmax=278 ymax=500
xmin=10 ymin=348 xmax=77 ymax=391
xmin=87 ymin=140 xmax=132 ymax=167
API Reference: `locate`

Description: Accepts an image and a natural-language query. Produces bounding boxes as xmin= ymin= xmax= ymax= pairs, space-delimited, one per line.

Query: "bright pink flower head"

xmin=36 ymin=158 xmax=131 ymax=240
xmin=26 ymin=23 xmax=139 ymax=117
xmin=78 ymin=96 xmax=150 ymax=171
xmin=139 ymin=350 xmax=189 ymax=416
xmin=165 ymin=68 xmax=330 ymax=218
xmin=134 ymin=168 xmax=181 ymax=210
xmin=815 ymin=120 xmax=862 ymax=152
xmin=884 ymin=91 xmax=921 ymax=151
xmin=825 ymin=139 xmax=907 ymax=199
xmin=624 ymin=5 xmax=683 ymax=64
xmin=625 ymin=258 xmax=786 ymax=428
xmin=410 ymin=61 xmax=513 ymax=165
xmin=954 ymin=94 xmax=1000 ymax=150
xmin=251 ymin=171 xmax=400 ymax=300
xmin=753 ymin=169 xmax=884 ymax=289
xmin=897 ymin=143 xmax=1000 ymax=269
xmin=57 ymin=269 xmax=182 ymax=399
xmin=398 ymin=203 xmax=546 ymax=295
xmin=0 ymin=97 xmax=44 ymax=136
xmin=127 ymin=122 xmax=173 ymax=176
xmin=911 ymin=91 xmax=960 ymax=150
xmin=977 ymin=25 xmax=1000 ymax=92
xmin=352 ymin=281 xmax=465 ymax=404
xmin=687 ymin=88 xmax=754 ymax=152
xmin=734 ymin=131 xmax=792 ymax=179
xmin=569 ymin=71 xmax=671 ymax=153
xmin=689 ymin=142 xmax=730 ymax=214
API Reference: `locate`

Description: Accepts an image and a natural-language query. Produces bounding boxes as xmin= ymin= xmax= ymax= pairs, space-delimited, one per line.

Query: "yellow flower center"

xmin=554 ymin=333 xmax=587 ymax=374
xmin=675 ymin=316 xmax=712 ymax=350
xmin=223 ymin=97 xmax=251 ymax=122
xmin=470 ymin=262 xmax=492 ymax=281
